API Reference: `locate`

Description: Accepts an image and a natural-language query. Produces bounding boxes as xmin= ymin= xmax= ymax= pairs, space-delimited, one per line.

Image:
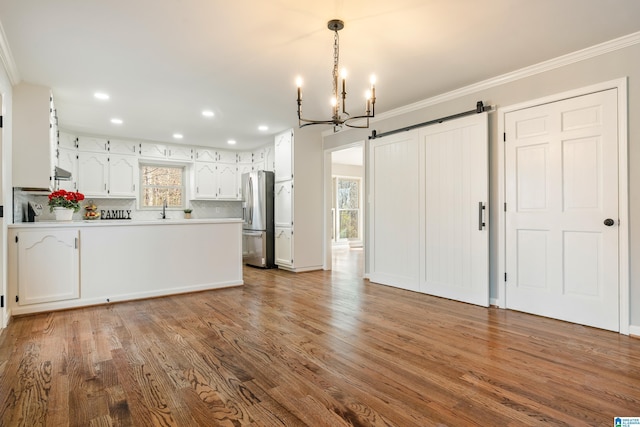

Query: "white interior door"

xmin=505 ymin=89 xmax=619 ymax=331
xmin=420 ymin=113 xmax=489 ymax=306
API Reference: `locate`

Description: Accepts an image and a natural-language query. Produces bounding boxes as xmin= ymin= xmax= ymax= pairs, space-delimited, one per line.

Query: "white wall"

xmin=323 ymin=39 xmax=640 ymax=328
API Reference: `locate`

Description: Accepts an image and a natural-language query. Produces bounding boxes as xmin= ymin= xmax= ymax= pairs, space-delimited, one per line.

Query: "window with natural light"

xmin=140 ymin=164 xmax=185 ymax=208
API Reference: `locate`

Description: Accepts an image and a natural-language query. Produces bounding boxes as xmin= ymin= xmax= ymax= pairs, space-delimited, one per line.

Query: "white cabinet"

xmin=13 ymin=83 xmax=56 ymax=189
xmin=274 ymin=181 xmax=293 ymax=228
xmin=139 ymin=142 xmax=167 ymax=159
xmin=78 ymin=136 xmax=108 ymax=153
xmin=274 ymin=227 xmax=293 ymax=267
xmin=139 ymin=142 xmax=192 ymax=160
xmin=15 ymin=229 xmax=80 ymax=306
xmin=237 ymin=163 xmax=253 ymax=197
xmin=274 ymin=129 xmax=293 ymax=182
xmin=217 ymin=150 xmax=237 ymax=164
xmin=195 ymin=148 xmax=216 ymax=162
xmin=237 ymin=151 xmax=252 ymax=164
xmin=216 ymin=163 xmax=238 ymax=199
xmin=57 ymin=148 xmax=78 ymax=192
xmin=108 ymin=155 xmax=138 ymax=197
xmin=58 ymin=132 xmax=77 ymax=149
xmin=194 ymin=162 xmax=217 ymax=199
xmin=265 ymin=144 xmax=275 ymax=172
xmin=78 ymin=152 xmax=137 ymax=197
xmin=167 ymin=146 xmax=193 ymax=161
xmin=78 ymin=152 xmax=109 ymax=196
xmin=109 ymin=139 xmax=138 ymax=155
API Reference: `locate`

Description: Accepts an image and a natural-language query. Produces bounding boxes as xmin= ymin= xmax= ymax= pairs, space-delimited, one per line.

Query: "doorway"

xmin=324 ymin=143 xmax=364 ymax=277
xmin=498 ymin=79 xmax=629 ymax=334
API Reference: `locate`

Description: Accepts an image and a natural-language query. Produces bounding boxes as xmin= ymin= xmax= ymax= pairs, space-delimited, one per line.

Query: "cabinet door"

xmin=237 ymin=151 xmax=252 ymax=164
xmin=78 ymin=136 xmax=108 ymax=153
xmin=264 ymin=144 xmax=275 ymax=172
xmin=274 ymin=130 xmax=293 ymax=181
xmin=168 ymin=146 xmax=193 ymax=161
xmin=275 ymin=180 xmax=293 ymax=227
xmin=139 ymin=142 xmax=167 ymax=158
xmin=194 ymin=162 xmax=217 ymax=199
xmin=57 ymin=148 xmax=78 ymax=192
xmin=109 ymin=154 xmax=138 ymax=197
xmin=195 ymin=148 xmax=216 ymax=162
xmin=217 ymin=150 xmax=237 ymax=164
xmin=275 ymin=227 xmax=293 ymax=267
xmin=216 ymin=163 xmax=238 ymax=199
xmin=58 ymin=132 xmax=77 ymax=149
xmin=78 ymin=152 xmax=109 ymax=196
xmin=109 ymin=139 xmax=138 ymax=155
xmin=17 ymin=229 xmax=80 ymax=305
xmin=237 ymin=163 xmax=253 ymax=199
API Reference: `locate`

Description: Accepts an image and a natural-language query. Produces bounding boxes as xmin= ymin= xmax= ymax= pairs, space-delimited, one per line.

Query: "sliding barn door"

xmin=369 ymin=131 xmax=421 ymax=291
xmin=420 ymin=113 xmax=489 ymax=306
xmin=369 ymin=113 xmax=489 ymax=306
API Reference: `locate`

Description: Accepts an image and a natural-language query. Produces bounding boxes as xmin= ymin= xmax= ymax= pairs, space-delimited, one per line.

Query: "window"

xmin=140 ymin=164 xmax=185 ymax=208
xmin=336 ymin=177 xmax=361 ymax=240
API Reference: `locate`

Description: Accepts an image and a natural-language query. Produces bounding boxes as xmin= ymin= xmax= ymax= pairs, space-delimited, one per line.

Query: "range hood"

xmin=54 ymin=166 xmax=72 ymax=180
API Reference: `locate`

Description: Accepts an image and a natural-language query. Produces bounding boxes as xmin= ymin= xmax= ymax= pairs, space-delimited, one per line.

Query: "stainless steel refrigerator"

xmin=242 ymin=171 xmax=275 ymax=268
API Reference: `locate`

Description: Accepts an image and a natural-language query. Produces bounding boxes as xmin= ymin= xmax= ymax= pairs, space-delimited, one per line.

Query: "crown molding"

xmin=0 ymin=19 xmax=21 ymax=85
xmin=330 ymin=30 xmax=640 ymax=134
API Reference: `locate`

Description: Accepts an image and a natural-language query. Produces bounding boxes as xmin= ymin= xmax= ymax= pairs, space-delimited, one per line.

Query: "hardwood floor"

xmin=1 ymin=252 xmax=639 ymax=426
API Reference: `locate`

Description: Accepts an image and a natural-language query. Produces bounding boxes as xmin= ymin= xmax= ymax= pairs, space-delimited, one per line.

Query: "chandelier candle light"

xmin=296 ymin=19 xmax=376 ymax=131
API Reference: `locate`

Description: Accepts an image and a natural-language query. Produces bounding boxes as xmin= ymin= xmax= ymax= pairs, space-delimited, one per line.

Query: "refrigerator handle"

xmin=248 ymin=176 xmax=253 ymax=225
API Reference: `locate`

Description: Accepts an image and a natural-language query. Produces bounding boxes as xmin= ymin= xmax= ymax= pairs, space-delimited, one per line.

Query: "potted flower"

xmin=183 ymin=208 xmax=193 ymax=219
xmin=48 ymin=189 xmax=85 ymax=221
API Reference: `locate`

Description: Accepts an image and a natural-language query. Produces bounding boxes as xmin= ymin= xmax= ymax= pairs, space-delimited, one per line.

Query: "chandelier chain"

xmin=333 ymin=29 xmax=340 ymax=119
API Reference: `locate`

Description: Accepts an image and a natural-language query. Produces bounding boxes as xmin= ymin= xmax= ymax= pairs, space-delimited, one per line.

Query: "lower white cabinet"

xmin=15 ymin=229 xmax=80 ymax=306
xmin=274 ymin=227 xmax=293 ymax=267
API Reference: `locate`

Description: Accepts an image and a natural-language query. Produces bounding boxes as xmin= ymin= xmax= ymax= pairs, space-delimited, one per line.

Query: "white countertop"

xmin=9 ymin=218 xmax=243 ymax=229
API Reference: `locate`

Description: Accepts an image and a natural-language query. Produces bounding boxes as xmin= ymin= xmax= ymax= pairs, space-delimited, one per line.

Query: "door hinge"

xmin=504 ymin=272 xmax=507 ymax=282
xmin=504 ymin=202 xmax=507 ymax=212
xmin=15 ymin=295 xmax=19 ymax=303
xmin=15 ymin=235 xmax=18 ymax=243
xmin=0 ymin=115 xmax=3 ymax=128
xmin=1 ymin=295 xmax=4 ymax=308
xmin=503 ymin=132 xmax=506 ymax=142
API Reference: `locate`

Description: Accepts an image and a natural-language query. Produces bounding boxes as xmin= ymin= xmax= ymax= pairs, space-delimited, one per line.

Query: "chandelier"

xmin=296 ymin=19 xmax=376 ymax=131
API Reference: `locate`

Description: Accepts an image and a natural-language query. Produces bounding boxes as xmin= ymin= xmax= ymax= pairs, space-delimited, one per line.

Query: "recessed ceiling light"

xmin=202 ymin=110 xmax=215 ymax=118
xmin=173 ymin=133 xmax=184 ymax=139
xmin=227 ymin=139 xmax=236 ymax=145
xmin=258 ymin=125 xmax=268 ymax=131
xmin=94 ymin=92 xmax=110 ymax=100
xmin=110 ymin=118 xmax=123 ymax=125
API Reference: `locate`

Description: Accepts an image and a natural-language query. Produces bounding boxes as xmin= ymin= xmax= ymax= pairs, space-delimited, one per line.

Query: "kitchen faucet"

xmin=161 ymin=199 xmax=167 ymax=219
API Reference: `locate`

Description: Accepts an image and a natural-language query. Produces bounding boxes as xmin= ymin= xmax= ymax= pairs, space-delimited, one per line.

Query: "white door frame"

xmin=497 ymin=78 xmax=629 ymax=335
xmin=323 ymin=141 xmax=365 ymax=271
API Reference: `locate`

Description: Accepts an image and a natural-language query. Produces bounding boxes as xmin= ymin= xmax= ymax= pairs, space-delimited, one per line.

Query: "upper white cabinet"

xmin=217 ymin=150 xmax=237 ymax=164
xmin=57 ymin=148 xmax=78 ymax=192
xmin=167 ymin=146 xmax=193 ymax=161
xmin=195 ymin=148 xmax=216 ymax=162
xmin=78 ymin=136 xmax=108 ymax=153
xmin=139 ymin=142 xmax=192 ymax=161
xmin=13 ymin=83 xmax=56 ymax=189
xmin=274 ymin=129 xmax=293 ymax=182
xmin=194 ymin=162 xmax=218 ymax=199
xmin=78 ymin=152 xmax=137 ymax=198
xmin=237 ymin=151 xmax=252 ymax=165
xmin=15 ymin=229 xmax=80 ymax=306
xmin=265 ymin=144 xmax=275 ymax=172
xmin=58 ymin=132 xmax=78 ymax=149
xmin=216 ymin=163 xmax=238 ymax=199
xmin=108 ymin=139 xmax=138 ymax=155
xmin=139 ymin=142 xmax=167 ymax=159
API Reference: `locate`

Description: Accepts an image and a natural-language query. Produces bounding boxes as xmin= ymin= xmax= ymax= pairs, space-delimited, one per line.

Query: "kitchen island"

xmin=8 ymin=218 xmax=243 ymax=315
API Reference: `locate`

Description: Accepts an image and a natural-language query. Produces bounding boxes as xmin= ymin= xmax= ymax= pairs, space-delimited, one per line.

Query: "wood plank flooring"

xmin=1 ymin=250 xmax=639 ymax=426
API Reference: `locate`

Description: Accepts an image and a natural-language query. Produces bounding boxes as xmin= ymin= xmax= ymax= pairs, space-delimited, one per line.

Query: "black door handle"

xmin=604 ymin=218 xmax=615 ymax=226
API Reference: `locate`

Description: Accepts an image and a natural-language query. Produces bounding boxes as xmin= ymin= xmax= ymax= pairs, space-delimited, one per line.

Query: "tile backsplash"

xmin=13 ymin=189 xmax=242 ymax=223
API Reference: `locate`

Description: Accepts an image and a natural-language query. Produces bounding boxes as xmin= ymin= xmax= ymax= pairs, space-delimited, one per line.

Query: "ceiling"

xmin=1 ymin=1 xmax=639 ymax=150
